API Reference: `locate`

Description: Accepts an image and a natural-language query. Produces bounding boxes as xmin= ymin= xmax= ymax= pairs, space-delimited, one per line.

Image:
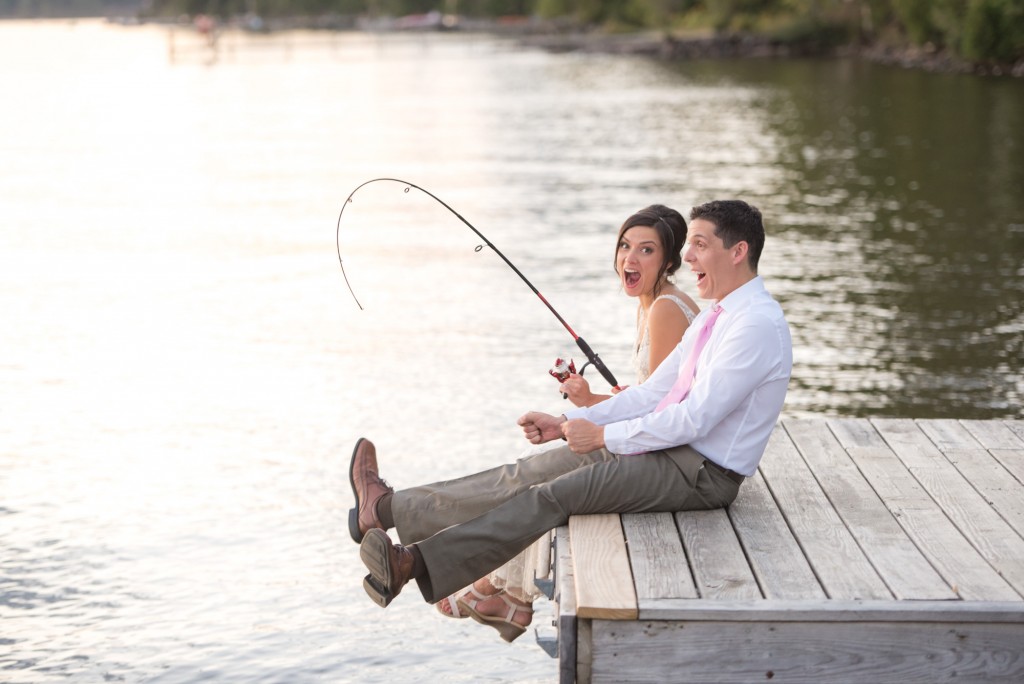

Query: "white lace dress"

xmin=488 ymin=294 xmax=697 ymax=603
xmin=632 ymin=294 xmax=697 ymax=383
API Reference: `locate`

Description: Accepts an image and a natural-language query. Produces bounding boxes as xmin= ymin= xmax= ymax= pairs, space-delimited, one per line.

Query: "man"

xmin=349 ymin=199 xmax=792 ymax=609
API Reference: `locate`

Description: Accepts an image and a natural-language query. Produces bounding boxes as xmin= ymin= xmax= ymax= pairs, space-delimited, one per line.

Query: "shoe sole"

xmin=348 ymin=438 xmax=366 ymax=544
xmin=359 ymin=529 xmax=396 ymax=608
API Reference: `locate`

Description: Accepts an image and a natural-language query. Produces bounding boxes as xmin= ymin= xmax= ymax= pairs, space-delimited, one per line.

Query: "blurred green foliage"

xmin=6 ymin=0 xmax=1021 ymax=64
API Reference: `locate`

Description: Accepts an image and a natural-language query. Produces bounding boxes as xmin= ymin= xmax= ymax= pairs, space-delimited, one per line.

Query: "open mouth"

xmin=696 ymin=272 xmax=707 ymax=285
xmin=624 ymin=269 xmax=641 ymax=288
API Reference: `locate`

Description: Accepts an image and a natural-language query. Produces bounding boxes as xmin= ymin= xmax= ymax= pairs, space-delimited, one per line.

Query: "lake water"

xmin=1 ymin=18 xmax=1021 ymax=684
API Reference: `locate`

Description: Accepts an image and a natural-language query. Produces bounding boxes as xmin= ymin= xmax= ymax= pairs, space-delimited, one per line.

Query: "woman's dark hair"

xmin=614 ymin=204 xmax=688 ymax=297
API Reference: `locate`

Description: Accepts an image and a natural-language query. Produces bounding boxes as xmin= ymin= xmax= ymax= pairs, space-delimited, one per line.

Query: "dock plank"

xmin=553 ymin=526 xmax=577 ymax=684
xmin=587 ymin=618 xmax=1024 ymax=683
xmin=785 ymin=418 xmax=956 ymax=600
xmin=569 ymin=514 xmax=637 ymax=619
xmin=961 ymin=419 xmax=1024 ymax=449
xmin=621 ymin=512 xmax=697 ymax=600
xmin=943 ymin=448 xmax=1024 ymax=540
xmin=829 ymin=422 xmax=1020 ymax=601
xmin=1006 ymin=420 xmax=1024 ymax=442
xmin=874 ymin=419 xmax=1024 ymax=596
xmin=676 ymin=509 xmax=761 ymax=600
xmin=991 ymin=449 xmax=1024 ymax=485
xmin=825 ymin=417 xmax=879 ymax=447
xmin=918 ymin=421 xmax=1024 ymax=491
xmin=912 ymin=418 xmax=979 ymax=450
xmin=759 ymin=424 xmax=890 ymax=599
xmin=727 ymin=470 xmax=825 ymax=599
xmin=637 ymin=598 xmax=1024 ymax=622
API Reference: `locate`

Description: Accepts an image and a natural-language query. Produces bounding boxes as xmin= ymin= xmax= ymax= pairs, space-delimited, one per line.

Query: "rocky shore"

xmin=513 ymin=28 xmax=1024 ymax=78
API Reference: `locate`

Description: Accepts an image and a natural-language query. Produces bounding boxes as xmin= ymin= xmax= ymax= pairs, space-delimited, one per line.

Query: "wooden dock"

xmin=549 ymin=418 xmax=1024 ymax=683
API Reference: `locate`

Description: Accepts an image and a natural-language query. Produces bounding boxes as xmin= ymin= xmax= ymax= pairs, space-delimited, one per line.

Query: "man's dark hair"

xmin=689 ymin=200 xmax=765 ymax=272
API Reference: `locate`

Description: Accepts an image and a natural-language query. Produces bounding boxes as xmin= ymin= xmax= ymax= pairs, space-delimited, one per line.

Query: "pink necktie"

xmin=654 ymin=304 xmax=723 ymax=412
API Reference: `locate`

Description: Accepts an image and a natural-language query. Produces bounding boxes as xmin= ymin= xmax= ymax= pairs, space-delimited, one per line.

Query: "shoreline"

xmin=90 ymin=11 xmax=1024 ymax=78
xmin=6 ymin=9 xmax=1023 ymax=75
xmin=511 ymin=29 xmax=1024 ymax=79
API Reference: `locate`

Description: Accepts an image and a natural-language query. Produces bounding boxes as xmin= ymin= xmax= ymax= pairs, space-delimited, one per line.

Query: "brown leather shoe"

xmin=348 ymin=438 xmax=394 ymax=543
xmin=359 ymin=528 xmax=415 ymax=608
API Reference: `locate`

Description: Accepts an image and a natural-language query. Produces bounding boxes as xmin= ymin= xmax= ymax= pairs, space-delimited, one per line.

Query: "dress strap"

xmin=652 ymin=293 xmax=698 ymax=323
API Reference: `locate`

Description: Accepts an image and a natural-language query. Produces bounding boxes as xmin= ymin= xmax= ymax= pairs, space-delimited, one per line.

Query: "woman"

xmin=562 ymin=203 xmax=699 ymax=406
xmin=436 ymin=205 xmax=699 ymax=641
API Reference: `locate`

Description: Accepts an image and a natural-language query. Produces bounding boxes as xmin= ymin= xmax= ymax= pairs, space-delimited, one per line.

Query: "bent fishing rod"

xmin=335 ymin=177 xmax=620 ymax=390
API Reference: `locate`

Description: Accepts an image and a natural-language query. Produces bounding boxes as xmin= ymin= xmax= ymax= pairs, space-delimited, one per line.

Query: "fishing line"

xmin=335 ymin=177 xmax=620 ymax=389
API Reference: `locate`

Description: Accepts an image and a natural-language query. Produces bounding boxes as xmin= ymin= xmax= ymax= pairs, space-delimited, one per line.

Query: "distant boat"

xmin=358 ymin=11 xmax=459 ymax=32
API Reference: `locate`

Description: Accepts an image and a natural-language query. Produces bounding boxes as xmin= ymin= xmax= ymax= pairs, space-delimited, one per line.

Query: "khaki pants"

xmin=391 ymin=444 xmax=741 ymax=603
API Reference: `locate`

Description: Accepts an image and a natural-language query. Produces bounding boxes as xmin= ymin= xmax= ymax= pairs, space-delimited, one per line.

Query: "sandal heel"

xmin=457 ymin=591 xmax=531 ymax=643
xmin=493 ymin=620 xmax=527 ymax=643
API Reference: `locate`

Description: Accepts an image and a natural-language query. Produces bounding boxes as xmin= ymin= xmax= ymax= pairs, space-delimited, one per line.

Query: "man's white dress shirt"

xmin=564 ymin=276 xmax=792 ymax=476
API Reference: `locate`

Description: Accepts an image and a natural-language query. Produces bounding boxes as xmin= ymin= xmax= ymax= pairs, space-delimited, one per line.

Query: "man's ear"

xmin=731 ymin=241 xmax=749 ymax=266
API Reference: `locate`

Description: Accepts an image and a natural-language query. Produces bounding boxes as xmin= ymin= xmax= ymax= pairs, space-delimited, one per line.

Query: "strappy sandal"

xmin=436 ymin=585 xmax=490 ymax=619
xmin=457 ymin=590 xmax=533 ymax=643
xmin=438 ymin=585 xmax=473 ymax=618
xmin=436 ymin=594 xmax=467 ymax=618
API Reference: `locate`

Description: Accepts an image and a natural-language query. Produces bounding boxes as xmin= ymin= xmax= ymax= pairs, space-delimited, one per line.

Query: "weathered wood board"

xmin=552 ymin=419 xmax=1024 ymax=684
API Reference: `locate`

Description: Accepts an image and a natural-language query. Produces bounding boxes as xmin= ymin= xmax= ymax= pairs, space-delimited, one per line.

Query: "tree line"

xmin=11 ymin=0 xmax=1020 ymax=65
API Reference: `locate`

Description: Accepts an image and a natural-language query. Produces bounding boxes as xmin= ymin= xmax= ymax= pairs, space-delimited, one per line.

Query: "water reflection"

xmin=2 ymin=21 xmax=1022 ymax=684
xmin=670 ymin=59 xmax=1024 ymax=416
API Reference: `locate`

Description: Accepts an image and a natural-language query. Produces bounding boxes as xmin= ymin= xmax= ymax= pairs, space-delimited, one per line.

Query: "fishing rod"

xmin=335 ymin=177 xmax=620 ymax=390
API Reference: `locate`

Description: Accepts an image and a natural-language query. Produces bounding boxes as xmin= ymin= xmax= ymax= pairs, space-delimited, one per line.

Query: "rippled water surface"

xmin=1 ymin=19 xmax=1022 ymax=684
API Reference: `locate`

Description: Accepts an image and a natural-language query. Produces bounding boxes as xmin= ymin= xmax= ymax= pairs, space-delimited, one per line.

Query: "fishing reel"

xmin=549 ymin=357 xmax=595 ymax=399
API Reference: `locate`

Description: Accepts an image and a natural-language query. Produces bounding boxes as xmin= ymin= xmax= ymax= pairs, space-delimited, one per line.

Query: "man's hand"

xmin=561 ymin=418 xmax=605 ymax=454
xmin=518 ymin=412 xmax=567 ymax=445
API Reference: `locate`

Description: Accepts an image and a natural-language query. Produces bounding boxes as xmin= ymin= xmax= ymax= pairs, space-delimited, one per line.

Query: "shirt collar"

xmin=714 ymin=275 xmax=764 ymax=312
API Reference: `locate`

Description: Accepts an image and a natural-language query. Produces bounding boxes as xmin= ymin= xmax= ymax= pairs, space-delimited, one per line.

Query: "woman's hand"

xmin=560 ymin=373 xmax=597 ymax=407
